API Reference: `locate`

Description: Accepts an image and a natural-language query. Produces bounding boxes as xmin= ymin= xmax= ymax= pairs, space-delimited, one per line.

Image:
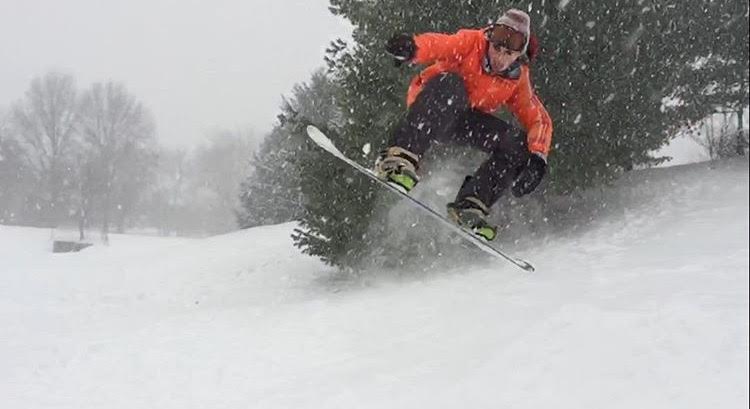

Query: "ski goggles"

xmin=488 ymin=24 xmax=527 ymax=52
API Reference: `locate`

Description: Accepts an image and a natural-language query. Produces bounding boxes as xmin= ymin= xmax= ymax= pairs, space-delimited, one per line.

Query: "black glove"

xmin=512 ymin=153 xmax=547 ymax=197
xmin=386 ymin=34 xmax=417 ymax=65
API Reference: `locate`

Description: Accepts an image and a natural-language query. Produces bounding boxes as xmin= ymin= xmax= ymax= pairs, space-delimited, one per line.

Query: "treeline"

xmin=0 ymin=72 xmax=255 ymax=240
xmin=238 ymin=0 xmax=749 ymax=273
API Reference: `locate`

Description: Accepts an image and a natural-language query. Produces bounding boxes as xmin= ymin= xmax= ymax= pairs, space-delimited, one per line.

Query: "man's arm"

xmin=411 ymin=30 xmax=477 ymax=65
xmin=507 ymin=67 xmax=553 ymax=157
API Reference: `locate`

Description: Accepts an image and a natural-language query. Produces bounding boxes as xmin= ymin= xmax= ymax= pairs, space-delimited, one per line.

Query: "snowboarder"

xmin=374 ymin=9 xmax=553 ymax=241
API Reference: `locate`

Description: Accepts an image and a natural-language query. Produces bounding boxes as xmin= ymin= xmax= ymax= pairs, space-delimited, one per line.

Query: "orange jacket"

xmin=408 ymin=29 xmax=553 ymax=156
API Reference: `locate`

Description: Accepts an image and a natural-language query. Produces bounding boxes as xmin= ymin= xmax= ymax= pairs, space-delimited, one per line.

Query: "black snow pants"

xmin=389 ymin=72 xmax=529 ymax=209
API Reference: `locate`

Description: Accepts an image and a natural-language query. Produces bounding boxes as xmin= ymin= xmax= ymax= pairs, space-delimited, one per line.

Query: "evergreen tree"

xmin=293 ymin=1 xmax=502 ymax=271
xmin=291 ymin=0 xmax=746 ymax=271
xmin=665 ymin=0 xmax=749 ymax=155
xmin=238 ymin=70 xmax=342 ymax=228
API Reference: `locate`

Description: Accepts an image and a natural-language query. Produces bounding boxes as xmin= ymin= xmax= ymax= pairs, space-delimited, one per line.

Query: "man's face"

xmin=486 ymin=24 xmax=525 ymax=73
xmin=487 ymin=44 xmax=522 ymax=73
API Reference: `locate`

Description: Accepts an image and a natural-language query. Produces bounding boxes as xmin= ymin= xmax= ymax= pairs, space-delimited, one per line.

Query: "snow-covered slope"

xmin=1 ymin=159 xmax=748 ymax=409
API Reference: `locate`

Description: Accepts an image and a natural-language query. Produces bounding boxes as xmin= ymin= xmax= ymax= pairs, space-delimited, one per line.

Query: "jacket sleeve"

xmin=507 ymin=67 xmax=553 ymax=157
xmin=412 ymin=30 xmax=477 ymax=65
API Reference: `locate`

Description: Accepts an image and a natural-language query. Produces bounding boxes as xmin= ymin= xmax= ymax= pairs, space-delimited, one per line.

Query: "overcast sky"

xmin=0 ymin=0 xmax=352 ymax=148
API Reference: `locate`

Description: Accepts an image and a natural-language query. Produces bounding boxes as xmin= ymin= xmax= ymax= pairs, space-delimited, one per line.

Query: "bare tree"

xmin=0 ymin=107 xmax=8 ymax=135
xmin=186 ymin=129 xmax=256 ymax=234
xmin=10 ymin=72 xmax=79 ymax=226
xmin=78 ymin=81 xmax=157 ymax=244
xmin=690 ymin=109 xmax=749 ymax=160
xmin=0 ymin=107 xmax=30 ymax=224
xmin=143 ymin=148 xmax=190 ymax=236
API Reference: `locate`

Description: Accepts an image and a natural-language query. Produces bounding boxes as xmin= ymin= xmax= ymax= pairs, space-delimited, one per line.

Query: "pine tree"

xmin=238 ymin=70 xmax=343 ymax=228
xmin=290 ymin=0 xmax=744 ymax=272
xmin=665 ymin=0 xmax=749 ymax=155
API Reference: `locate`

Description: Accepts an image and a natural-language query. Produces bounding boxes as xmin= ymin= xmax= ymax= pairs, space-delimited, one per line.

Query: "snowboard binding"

xmin=374 ymin=146 xmax=420 ymax=192
xmin=447 ymin=197 xmax=498 ymax=241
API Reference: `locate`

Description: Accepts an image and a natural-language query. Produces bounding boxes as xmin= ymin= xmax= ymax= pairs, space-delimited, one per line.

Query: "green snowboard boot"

xmin=446 ymin=196 xmax=497 ymax=241
xmin=374 ymin=146 xmax=420 ymax=192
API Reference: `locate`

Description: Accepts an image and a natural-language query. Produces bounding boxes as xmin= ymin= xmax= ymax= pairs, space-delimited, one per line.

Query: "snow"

xmin=1 ymin=159 xmax=748 ymax=408
xmin=655 ymin=133 xmax=710 ymax=166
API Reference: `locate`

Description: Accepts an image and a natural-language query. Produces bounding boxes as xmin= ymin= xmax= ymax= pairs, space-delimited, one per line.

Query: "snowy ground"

xmin=1 ymin=159 xmax=748 ymax=409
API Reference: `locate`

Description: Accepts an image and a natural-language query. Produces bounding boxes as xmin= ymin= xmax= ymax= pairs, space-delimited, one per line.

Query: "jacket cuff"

xmin=530 ymin=151 xmax=547 ymax=163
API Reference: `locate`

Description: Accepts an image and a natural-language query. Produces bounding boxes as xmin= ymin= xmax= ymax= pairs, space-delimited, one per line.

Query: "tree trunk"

xmin=78 ymin=197 xmax=91 ymax=241
xmin=101 ymin=189 xmax=111 ymax=245
xmin=78 ymin=207 xmax=86 ymax=241
xmin=737 ymin=109 xmax=746 ymax=156
xmin=705 ymin=120 xmax=715 ymax=160
xmin=116 ymin=208 xmax=126 ymax=234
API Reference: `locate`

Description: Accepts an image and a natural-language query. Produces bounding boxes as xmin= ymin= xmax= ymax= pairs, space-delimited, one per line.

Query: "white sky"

xmin=0 ymin=0 xmax=352 ymax=148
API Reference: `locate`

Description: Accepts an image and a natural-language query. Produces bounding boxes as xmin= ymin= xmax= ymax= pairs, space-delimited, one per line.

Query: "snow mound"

xmin=1 ymin=159 xmax=747 ymax=409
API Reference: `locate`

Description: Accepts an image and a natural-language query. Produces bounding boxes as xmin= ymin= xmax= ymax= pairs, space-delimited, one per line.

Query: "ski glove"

xmin=386 ymin=34 xmax=417 ymax=66
xmin=512 ymin=153 xmax=547 ymax=197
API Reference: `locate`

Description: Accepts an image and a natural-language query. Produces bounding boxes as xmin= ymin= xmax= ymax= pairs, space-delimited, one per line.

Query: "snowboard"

xmin=305 ymin=125 xmax=535 ymax=272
